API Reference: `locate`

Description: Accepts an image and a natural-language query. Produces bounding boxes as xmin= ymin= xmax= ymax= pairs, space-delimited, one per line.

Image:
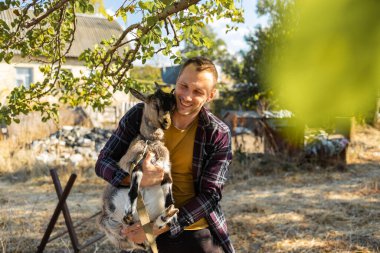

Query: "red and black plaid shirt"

xmin=95 ymin=103 xmax=234 ymax=253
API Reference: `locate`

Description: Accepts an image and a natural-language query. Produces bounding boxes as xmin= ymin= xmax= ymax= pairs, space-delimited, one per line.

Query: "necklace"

xmin=172 ymin=116 xmax=198 ymax=131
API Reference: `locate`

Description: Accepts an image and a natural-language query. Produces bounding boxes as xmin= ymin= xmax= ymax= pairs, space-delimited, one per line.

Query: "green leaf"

xmin=0 ymin=52 xmax=5 ymax=62
xmin=118 ymin=9 xmax=127 ymax=23
xmin=146 ymin=16 xmax=158 ymax=27
xmin=0 ymin=19 xmax=10 ymax=31
xmin=0 ymin=2 xmax=8 ymax=11
xmin=13 ymin=9 xmax=20 ymax=16
xmin=174 ymin=58 xmax=181 ymax=64
xmin=4 ymin=52 xmax=13 ymax=64
xmin=138 ymin=2 xmax=147 ymax=9
xmin=47 ymin=27 xmax=54 ymax=35
xmin=160 ymin=0 xmax=173 ymax=6
xmin=87 ymin=4 xmax=94 ymax=13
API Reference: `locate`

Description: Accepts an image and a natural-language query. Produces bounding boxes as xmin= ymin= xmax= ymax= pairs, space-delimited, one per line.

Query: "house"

xmin=161 ymin=65 xmax=181 ymax=85
xmin=0 ymin=10 xmax=137 ymax=128
xmin=222 ymin=110 xmax=261 ymax=134
xmin=222 ymin=110 xmax=304 ymax=155
xmin=160 ymin=64 xmax=225 ymax=85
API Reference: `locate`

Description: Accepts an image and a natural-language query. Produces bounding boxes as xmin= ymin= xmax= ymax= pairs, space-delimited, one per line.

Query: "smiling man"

xmin=96 ymin=57 xmax=234 ymax=253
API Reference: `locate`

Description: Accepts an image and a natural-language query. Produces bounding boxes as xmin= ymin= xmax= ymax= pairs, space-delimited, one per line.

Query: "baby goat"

xmin=98 ymin=85 xmax=178 ymax=252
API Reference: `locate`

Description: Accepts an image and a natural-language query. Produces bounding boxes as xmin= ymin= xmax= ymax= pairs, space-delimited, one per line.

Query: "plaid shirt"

xmin=95 ymin=103 xmax=234 ymax=253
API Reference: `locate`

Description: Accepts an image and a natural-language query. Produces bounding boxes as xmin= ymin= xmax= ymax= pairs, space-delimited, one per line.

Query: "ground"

xmin=0 ymin=126 xmax=379 ymax=253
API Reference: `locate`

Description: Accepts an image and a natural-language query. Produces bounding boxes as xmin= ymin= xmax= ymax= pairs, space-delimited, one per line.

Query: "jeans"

xmin=156 ymin=228 xmax=223 ymax=253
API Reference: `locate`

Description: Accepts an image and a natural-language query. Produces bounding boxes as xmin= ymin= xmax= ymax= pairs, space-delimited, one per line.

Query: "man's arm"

xmin=95 ymin=103 xmax=165 ymax=188
xmin=95 ymin=104 xmax=143 ymax=186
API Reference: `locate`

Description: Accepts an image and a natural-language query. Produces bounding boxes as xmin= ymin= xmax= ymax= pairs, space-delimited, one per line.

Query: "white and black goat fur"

xmin=98 ymin=85 xmax=178 ymax=252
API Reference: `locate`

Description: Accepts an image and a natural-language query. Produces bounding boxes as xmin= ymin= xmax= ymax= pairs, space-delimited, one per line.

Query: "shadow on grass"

xmin=226 ymin=154 xmax=380 ymax=253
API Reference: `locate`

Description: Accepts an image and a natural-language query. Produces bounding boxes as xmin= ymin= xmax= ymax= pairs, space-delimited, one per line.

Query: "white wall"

xmin=0 ymin=60 xmax=135 ymax=128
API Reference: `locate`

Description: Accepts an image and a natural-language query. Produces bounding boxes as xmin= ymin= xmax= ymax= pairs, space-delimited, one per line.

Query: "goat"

xmin=98 ymin=85 xmax=178 ymax=252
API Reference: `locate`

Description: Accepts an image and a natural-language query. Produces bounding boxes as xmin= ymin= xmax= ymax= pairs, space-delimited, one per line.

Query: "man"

xmin=95 ymin=57 xmax=234 ymax=253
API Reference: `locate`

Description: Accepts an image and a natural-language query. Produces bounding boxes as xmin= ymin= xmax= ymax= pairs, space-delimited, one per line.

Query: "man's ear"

xmin=130 ymin=88 xmax=147 ymax=102
xmin=207 ymin=88 xmax=216 ymax=102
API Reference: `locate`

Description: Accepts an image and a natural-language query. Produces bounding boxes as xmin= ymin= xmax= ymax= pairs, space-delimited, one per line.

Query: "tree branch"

xmin=100 ymin=0 xmax=201 ymax=81
xmin=24 ymin=0 xmax=71 ymax=28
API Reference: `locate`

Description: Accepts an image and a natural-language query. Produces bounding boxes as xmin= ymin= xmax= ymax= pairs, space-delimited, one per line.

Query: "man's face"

xmin=175 ymin=64 xmax=216 ymax=117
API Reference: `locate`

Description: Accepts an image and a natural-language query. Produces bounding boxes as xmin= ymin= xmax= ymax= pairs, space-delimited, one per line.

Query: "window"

xmin=15 ymin=67 xmax=33 ymax=88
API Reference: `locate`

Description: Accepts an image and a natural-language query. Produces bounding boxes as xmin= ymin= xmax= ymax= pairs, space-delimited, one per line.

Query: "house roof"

xmin=161 ymin=65 xmax=181 ymax=85
xmin=0 ymin=10 xmax=124 ymax=58
xmin=222 ymin=110 xmax=261 ymax=119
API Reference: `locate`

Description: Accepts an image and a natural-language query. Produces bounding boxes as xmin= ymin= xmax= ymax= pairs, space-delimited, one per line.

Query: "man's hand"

xmin=140 ymin=152 xmax=164 ymax=187
xmin=120 ymin=222 xmax=170 ymax=243
xmin=120 ymin=223 xmax=146 ymax=244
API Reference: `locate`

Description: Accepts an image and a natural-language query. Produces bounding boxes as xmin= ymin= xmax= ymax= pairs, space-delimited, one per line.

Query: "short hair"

xmin=178 ymin=56 xmax=218 ymax=84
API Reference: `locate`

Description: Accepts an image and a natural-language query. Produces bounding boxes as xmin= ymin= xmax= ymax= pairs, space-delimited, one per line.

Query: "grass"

xmin=0 ymin=125 xmax=379 ymax=252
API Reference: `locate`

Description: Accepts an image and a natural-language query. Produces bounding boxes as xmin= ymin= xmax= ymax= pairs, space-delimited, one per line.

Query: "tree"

xmin=180 ymin=25 xmax=229 ymax=63
xmin=267 ymin=0 xmax=380 ymax=126
xmin=129 ymin=65 xmax=162 ymax=84
xmin=0 ymin=0 xmax=243 ymax=124
xmin=222 ymin=0 xmax=295 ymax=111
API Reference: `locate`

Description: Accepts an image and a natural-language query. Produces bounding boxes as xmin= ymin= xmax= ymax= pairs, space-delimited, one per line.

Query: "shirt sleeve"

xmin=169 ymin=127 xmax=232 ymax=236
xmin=95 ymin=103 xmax=143 ymax=187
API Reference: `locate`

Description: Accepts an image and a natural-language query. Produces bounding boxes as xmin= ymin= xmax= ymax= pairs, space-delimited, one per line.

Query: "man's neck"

xmin=172 ymin=110 xmax=199 ymax=130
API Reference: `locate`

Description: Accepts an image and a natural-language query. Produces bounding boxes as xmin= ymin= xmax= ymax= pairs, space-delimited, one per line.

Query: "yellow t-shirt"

xmin=164 ymin=117 xmax=209 ymax=230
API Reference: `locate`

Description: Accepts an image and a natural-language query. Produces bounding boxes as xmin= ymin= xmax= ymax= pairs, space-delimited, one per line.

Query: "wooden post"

xmin=36 ymin=173 xmax=77 ymax=253
xmin=36 ymin=169 xmax=105 ymax=252
xmin=374 ymin=97 xmax=380 ymax=129
xmin=50 ymin=169 xmax=80 ymax=252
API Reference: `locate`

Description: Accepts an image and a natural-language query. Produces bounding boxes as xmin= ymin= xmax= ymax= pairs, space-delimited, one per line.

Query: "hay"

xmin=0 ymin=125 xmax=379 ymax=252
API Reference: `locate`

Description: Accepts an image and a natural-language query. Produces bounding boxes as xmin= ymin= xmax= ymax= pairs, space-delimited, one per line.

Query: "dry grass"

xmin=0 ymin=125 xmax=379 ymax=252
xmin=0 ymin=108 xmax=96 ymax=181
xmin=224 ymin=125 xmax=380 ymax=253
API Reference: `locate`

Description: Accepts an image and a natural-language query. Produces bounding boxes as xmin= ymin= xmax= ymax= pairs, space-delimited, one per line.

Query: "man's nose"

xmin=182 ymin=91 xmax=192 ymax=101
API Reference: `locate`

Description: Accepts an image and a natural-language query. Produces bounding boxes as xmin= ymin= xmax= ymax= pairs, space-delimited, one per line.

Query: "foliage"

xmin=129 ymin=65 xmax=162 ymax=82
xmin=267 ymin=0 xmax=380 ymax=126
xmin=0 ymin=0 xmax=243 ymax=124
xmin=180 ymin=25 xmax=229 ymax=63
xmin=222 ymin=0 xmax=295 ymax=111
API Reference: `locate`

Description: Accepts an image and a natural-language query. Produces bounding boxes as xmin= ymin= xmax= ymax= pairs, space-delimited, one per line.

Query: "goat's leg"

xmin=123 ymin=167 xmax=143 ymax=225
xmin=154 ymin=173 xmax=178 ymax=229
xmin=161 ymin=173 xmax=175 ymax=208
xmin=154 ymin=204 xmax=179 ymax=229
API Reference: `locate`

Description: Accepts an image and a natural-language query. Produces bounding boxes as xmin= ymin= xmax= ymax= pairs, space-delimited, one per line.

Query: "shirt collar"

xmin=198 ymin=107 xmax=211 ymax=127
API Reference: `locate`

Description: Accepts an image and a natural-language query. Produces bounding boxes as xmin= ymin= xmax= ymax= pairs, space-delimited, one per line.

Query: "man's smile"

xmin=179 ymin=98 xmax=192 ymax=108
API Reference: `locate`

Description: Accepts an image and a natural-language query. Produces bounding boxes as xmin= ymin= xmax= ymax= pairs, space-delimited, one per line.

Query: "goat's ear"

xmin=130 ymin=88 xmax=147 ymax=102
xmin=154 ymin=82 xmax=162 ymax=90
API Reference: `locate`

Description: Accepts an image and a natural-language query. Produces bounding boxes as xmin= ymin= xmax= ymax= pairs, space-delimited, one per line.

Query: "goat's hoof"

xmin=166 ymin=204 xmax=179 ymax=218
xmin=155 ymin=205 xmax=179 ymax=228
xmin=123 ymin=214 xmax=134 ymax=225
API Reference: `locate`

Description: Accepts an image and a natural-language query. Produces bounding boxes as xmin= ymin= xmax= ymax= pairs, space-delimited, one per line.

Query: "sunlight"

xmin=276 ymin=238 xmax=327 ymax=251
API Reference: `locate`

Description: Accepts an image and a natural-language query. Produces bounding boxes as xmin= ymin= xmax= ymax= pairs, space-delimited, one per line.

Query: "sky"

xmin=103 ymin=0 xmax=268 ymax=66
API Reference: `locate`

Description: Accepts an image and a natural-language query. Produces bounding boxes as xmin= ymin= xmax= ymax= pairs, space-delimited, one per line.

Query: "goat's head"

xmin=130 ymin=83 xmax=176 ymax=130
